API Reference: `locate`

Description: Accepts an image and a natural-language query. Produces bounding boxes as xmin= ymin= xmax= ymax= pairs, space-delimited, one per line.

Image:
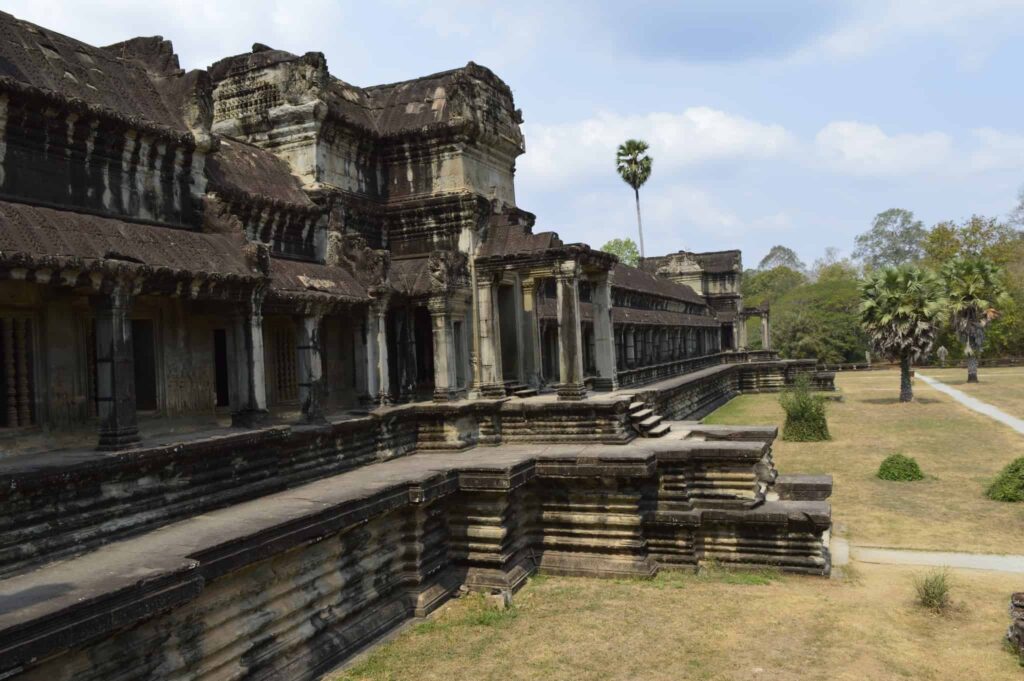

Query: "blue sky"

xmin=10 ymin=0 xmax=1024 ymax=267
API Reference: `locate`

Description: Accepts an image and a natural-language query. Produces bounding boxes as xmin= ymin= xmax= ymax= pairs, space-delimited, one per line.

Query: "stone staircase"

xmin=629 ymin=399 xmax=671 ymax=437
xmin=505 ymin=381 xmax=538 ymax=398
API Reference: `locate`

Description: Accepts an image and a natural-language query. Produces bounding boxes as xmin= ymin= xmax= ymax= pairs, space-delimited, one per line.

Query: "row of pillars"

xmin=474 ymin=263 xmax=617 ymax=400
xmin=736 ymin=313 xmax=771 ymax=351
xmin=93 ymin=283 xmax=464 ymax=449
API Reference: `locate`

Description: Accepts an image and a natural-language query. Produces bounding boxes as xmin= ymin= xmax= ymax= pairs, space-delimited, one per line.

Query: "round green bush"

xmin=877 ymin=454 xmax=924 ymax=481
xmin=986 ymin=457 xmax=1024 ymax=502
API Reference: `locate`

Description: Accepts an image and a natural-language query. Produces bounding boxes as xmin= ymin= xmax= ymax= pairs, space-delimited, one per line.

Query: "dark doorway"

xmin=721 ymin=325 xmax=734 ymax=351
xmin=213 ymin=329 xmax=230 ymax=407
xmin=497 ymin=284 xmax=519 ymax=381
xmin=131 ymin=319 xmax=157 ymax=411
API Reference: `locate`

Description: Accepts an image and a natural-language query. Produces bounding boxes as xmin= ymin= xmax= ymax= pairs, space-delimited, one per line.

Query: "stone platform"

xmin=0 ymin=424 xmax=830 ymax=681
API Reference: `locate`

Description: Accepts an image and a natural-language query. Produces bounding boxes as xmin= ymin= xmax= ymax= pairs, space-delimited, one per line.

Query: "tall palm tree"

xmin=616 ymin=139 xmax=653 ymax=260
xmin=860 ymin=265 xmax=946 ymax=402
xmin=942 ymin=257 xmax=1007 ymax=383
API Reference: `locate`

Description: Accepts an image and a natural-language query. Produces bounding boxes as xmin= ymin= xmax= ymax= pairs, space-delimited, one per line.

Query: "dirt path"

xmin=918 ymin=372 xmax=1024 ymax=435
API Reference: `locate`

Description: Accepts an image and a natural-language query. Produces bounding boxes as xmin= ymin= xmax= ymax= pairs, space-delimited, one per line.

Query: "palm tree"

xmin=616 ymin=139 xmax=653 ymax=260
xmin=860 ymin=265 xmax=946 ymax=402
xmin=942 ymin=257 xmax=1007 ymax=383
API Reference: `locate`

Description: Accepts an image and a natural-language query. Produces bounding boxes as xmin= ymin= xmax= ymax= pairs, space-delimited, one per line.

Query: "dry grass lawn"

xmin=333 ymin=564 xmax=1022 ymax=681
xmin=919 ymin=366 xmax=1024 ymax=417
xmin=704 ymin=370 xmax=1024 ymax=552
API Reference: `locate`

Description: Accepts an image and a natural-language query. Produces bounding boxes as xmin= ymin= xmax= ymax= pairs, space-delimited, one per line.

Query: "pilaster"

xmin=556 ymin=261 xmax=586 ymax=400
xmin=94 ymin=283 xmax=140 ymax=450
xmin=590 ymin=271 xmax=618 ymax=392
xmin=231 ymin=287 xmax=269 ymax=428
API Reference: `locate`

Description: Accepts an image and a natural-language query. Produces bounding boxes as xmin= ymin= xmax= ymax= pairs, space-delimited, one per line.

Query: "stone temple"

xmin=0 ymin=11 xmax=834 ymax=680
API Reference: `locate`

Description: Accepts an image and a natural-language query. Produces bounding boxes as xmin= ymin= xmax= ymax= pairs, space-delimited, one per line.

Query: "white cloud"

xmin=966 ymin=128 xmax=1024 ymax=173
xmin=814 ymin=121 xmax=953 ymax=175
xmin=518 ymin=107 xmax=793 ymax=186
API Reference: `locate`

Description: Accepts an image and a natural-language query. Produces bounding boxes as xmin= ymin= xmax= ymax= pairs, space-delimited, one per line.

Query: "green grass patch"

xmin=877 ymin=453 xmax=925 ymax=481
xmin=987 ymin=457 xmax=1024 ymax=502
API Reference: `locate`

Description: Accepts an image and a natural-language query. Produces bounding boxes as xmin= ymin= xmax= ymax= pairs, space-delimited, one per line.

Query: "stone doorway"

xmin=498 ymin=283 xmax=519 ymax=382
xmin=131 ymin=319 xmax=157 ymax=412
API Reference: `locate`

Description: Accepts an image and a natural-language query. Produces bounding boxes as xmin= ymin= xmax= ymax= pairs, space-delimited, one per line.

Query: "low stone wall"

xmin=0 ymin=399 xmax=635 ymax=578
xmin=1010 ymin=592 xmax=1024 ymax=664
xmin=636 ymin=358 xmax=832 ymax=422
xmin=0 ymin=437 xmax=831 ymax=681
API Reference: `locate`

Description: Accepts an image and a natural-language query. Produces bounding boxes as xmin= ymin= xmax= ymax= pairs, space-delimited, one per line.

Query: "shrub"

xmin=914 ymin=569 xmax=952 ymax=612
xmin=877 ymin=453 xmax=925 ymax=481
xmin=779 ymin=374 xmax=830 ymax=441
xmin=987 ymin=458 xmax=1024 ymax=502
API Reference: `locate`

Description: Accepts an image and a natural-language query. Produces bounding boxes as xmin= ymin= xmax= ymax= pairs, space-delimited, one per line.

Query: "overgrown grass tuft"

xmin=877 ymin=453 xmax=925 ymax=481
xmin=986 ymin=457 xmax=1024 ymax=502
xmin=779 ymin=374 xmax=830 ymax=442
xmin=914 ymin=569 xmax=952 ymax=612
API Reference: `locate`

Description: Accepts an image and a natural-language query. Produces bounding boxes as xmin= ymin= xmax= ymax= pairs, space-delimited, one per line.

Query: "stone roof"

xmin=612 ymin=263 xmax=706 ymax=306
xmin=269 ymin=258 xmax=368 ymax=302
xmin=206 ymin=139 xmax=314 ymax=208
xmin=0 ymin=200 xmax=257 ymax=279
xmin=476 ymin=223 xmax=561 ymax=259
xmin=642 ymin=249 xmax=742 ymax=275
xmin=0 ymin=11 xmax=189 ymax=133
xmin=611 ymin=308 xmax=721 ymax=328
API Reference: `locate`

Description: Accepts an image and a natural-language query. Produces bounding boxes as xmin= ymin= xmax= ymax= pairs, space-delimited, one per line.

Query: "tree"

xmin=942 ymin=258 xmax=1008 ymax=383
xmin=1009 ymin=185 xmax=1024 ymax=227
xmin=616 ymin=139 xmax=653 ymax=259
xmin=773 ymin=272 xmax=869 ymax=365
xmin=742 ymin=266 xmax=807 ymax=307
xmin=601 ymin=238 xmax=640 ymax=267
xmin=860 ymin=265 xmax=946 ymax=402
xmin=854 ymin=209 xmax=927 ymax=269
xmin=758 ymin=245 xmax=805 ymax=272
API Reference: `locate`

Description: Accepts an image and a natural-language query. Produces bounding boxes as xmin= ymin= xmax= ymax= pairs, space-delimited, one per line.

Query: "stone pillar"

xmin=296 ymin=313 xmax=325 ymax=423
xmin=429 ymin=296 xmax=458 ymax=402
xmin=476 ymin=277 xmax=505 ymax=397
xmin=626 ymin=326 xmax=636 ymax=366
xmin=737 ymin=314 xmax=748 ymax=349
xmin=520 ymin=277 xmax=544 ymax=387
xmin=94 ymin=284 xmax=140 ymax=450
xmin=761 ymin=314 xmax=771 ymax=350
xmin=231 ymin=289 xmax=269 ymax=428
xmin=352 ymin=312 xmax=368 ymax=401
xmin=556 ymin=261 xmax=586 ymax=400
xmin=591 ymin=272 xmax=617 ymax=391
xmin=365 ymin=296 xmax=390 ymax=405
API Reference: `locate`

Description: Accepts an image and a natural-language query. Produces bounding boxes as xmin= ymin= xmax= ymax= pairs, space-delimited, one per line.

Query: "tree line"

xmin=743 ymin=207 xmax=1022 ymax=388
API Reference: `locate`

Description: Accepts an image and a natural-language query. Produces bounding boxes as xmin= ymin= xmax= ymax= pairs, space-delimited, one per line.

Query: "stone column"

xmin=296 ymin=313 xmax=326 ymax=423
xmin=429 ymin=296 xmax=458 ymax=402
xmin=365 ymin=296 xmax=391 ymax=405
xmin=94 ymin=284 xmax=140 ymax=450
xmin=737 ymin=314 xmax=748 ymax=349
xmin=590 ymin=271 xmax=617 ymax=391
xmin=626 ymin=326 xmax=636 ymax=366
xmin=556 ymin=261 xmax=586 ymax=400
xmin=761 ymin=313 xmax=771 ymax=350
xmin=476 ymin=277 xmax=505 ymax=397
xmin=520 ymin=277 xmax=544 ymax=388
xmin=231 ymin=288 xmax=269 ymax=428
xmin=352 ymin=312 xmax=368 ymax=401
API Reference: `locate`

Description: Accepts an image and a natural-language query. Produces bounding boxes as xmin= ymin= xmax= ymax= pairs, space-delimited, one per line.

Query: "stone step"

xmin=628 ymin=401 xmax=646 ymax=412
xmin=504 ymin=383 xmax=527 ymax=396
xmin=644 ymin=423 xmax=671 ymax=438
xmin=638 ymin=415 xmax=663 ymax=430
xmin=630 ymin=408 xmax=653 ymax=421
xmin=513 ymin=388 xmax=538 ymax=398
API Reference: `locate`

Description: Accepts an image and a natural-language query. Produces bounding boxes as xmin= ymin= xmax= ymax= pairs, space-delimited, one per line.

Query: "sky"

xmin=9 ymin=0 xmax=1024 ymax=267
